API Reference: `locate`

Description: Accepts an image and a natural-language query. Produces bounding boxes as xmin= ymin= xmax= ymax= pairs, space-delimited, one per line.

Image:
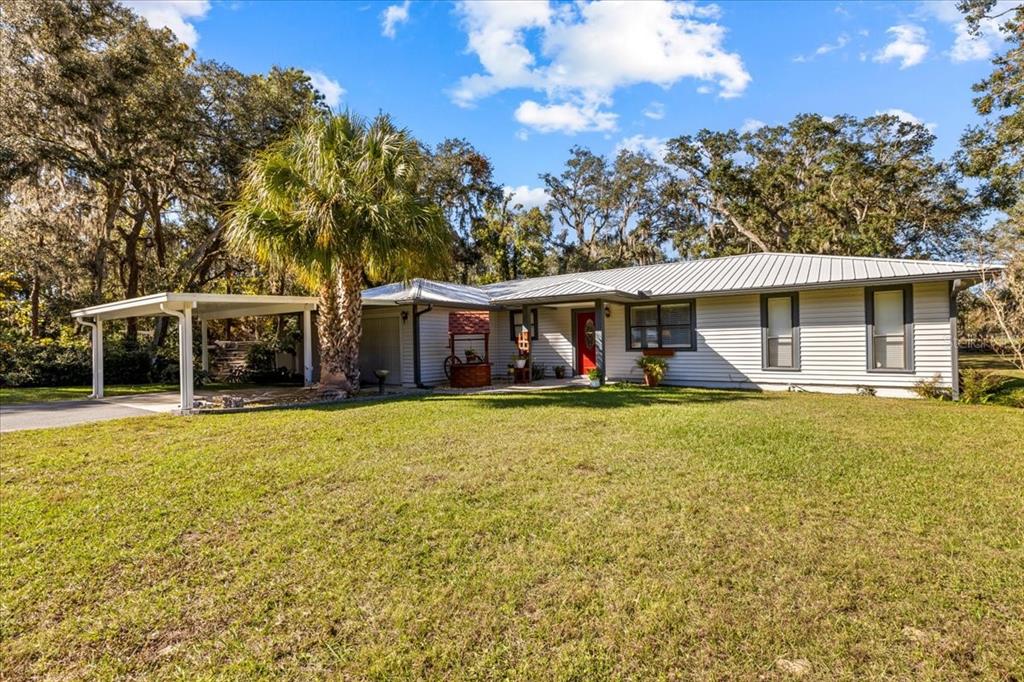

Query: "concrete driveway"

xmin=0 ymin=392 xmax=180 ymax=433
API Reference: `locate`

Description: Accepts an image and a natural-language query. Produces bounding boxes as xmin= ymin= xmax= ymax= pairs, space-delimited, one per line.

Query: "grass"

xmin=0 ymin=382 xmax=299 ymax=405
xmin=958 ymin=351 xmax=1024 ymax=407
xmin=0 ymin=383 xmax=180 ymax=404
xmin=2 ymin=386 xmax=1022 ymax=679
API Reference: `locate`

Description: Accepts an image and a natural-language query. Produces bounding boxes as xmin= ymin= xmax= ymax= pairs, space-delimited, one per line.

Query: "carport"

xmin=71 ymin=293 xmax=318 ymax=411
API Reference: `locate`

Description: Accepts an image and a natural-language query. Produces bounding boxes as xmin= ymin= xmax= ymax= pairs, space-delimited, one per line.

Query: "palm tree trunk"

xmin=338 ymin=259 xmax=364 ymax=390
xmin=317 ymin=275 xmax=350 ymax=393
xmin=317 ymin=261 xmax=364 ymax=394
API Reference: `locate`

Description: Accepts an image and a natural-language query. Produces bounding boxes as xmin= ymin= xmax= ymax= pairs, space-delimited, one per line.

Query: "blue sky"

xmin=126 ymin=0 xmax=1012 ymax=207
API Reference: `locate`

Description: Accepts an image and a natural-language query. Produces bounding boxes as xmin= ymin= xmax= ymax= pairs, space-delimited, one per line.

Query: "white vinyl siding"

xmin=491 ymin=307 xmax=575 ymax=377
xmin=605 ymin=282 xmax=953 ymax=397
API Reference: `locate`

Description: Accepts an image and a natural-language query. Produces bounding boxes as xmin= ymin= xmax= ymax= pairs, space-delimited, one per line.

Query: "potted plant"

xmin=587 ymin=367 xmax=602 ymax=388
xmin=464 ymin=347 xmax=479 ymax=363
xmin=635 ymin=355 xmax=667 ymax=387
xmin=553 ymin=364 xmax=566 ymax=379
xmin=513 ymin=353 xmax=528 ymax=369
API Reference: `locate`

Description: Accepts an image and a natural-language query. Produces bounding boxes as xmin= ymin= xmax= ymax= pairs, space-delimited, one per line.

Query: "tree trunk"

xmin=122 ymin=211 xmax=145 ymax=343
xmin=29 ymin=275 xmax=40 ymax=338
xmin=316 ymin=261 xmax=364 ymax=395
xmin=317 ymin=274 xmax=352 ymax=394
xmin=338 ymin=259 xmax=363 ymax=390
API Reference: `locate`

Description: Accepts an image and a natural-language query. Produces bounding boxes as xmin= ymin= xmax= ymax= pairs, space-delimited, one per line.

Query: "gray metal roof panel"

xmin=367 ymin=254 xmax=991 ymax=306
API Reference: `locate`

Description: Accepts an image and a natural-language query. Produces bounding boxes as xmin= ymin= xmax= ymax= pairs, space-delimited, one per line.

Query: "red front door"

xmin=576 ymin=311 xmax=597 ymax=376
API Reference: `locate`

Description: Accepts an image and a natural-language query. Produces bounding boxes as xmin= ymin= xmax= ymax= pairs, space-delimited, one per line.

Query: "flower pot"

xmin=643 ymin=372 xmax=660 ymax=387
xmin=589 ymin=378 xmax=601 ymax=388
xmin=514 ymin=359 xmax=527 ymax=369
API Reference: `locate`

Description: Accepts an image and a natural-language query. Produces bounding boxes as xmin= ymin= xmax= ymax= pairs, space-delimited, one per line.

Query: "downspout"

xmin=75 ymin=317 xmax=101 ymax=398
xmin=412 ymin=303 xmax=432 ymax=388
xmin=949 ymin=279 xmax=964 ymax=401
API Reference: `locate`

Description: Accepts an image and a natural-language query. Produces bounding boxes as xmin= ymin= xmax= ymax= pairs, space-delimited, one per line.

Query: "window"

xmin=509 ymin=309 xmax=538 ymax=341
xmin=866 ymin=285 xmax=914 ymax=372
xmin=627 ymin=301 xmax=696 ymax=351
xmin=761 ymin=293 xmax=800 ymax=370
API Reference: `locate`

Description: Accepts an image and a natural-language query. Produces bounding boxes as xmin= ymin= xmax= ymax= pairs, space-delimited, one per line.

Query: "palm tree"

xmin=226 ymin=112 xmax=450 ymax=394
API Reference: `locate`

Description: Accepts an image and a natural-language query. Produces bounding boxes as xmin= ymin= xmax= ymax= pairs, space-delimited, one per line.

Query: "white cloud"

xmin=514 ymin=100 xmax=617 ymax=134
xmin=643 ymin=101 xmax=666 ymax=120
xmin=381 ymin=0 xmax=411 ymax=39
xmin=305 ymin=70 xmax=345 ymax=109
xmin=874 ymin=24 xmax=929 ymax=69
xmin=121 ymin=0 xmax=210 ymax=47
xmin=740 ymin=118 xmax=766 ymax=133
xmin=451 ymin=0 xmax=749 ymax=133
xmin=515 ymin=129 xmax=530 ymax=141
xmin=794 ymin=32 xmax=851 ymax=62
xmin=504 ymin=185 xmax=550 ymax=210
xmin=615 ymin=134 xmax=668 ymax=161
xmin=922 ymin=0 xmax=1015 ymax=62
xmin=875 ymin=108 xmax=937 ymax=132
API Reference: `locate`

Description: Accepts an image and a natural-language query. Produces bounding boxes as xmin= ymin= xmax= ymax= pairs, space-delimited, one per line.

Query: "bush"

xmin=245 ymin=341 xmax=278 ymax=371
xmin=0 ymin=331 xmax=91 ymax=387
xmin=958 ymin=369 xmax=1008 ymax=404
xmin=531 ymin=363 xmax=546 ymax=380
xmin=635 ymin=355 xmax=668 ymax=385
xmin=0 ymin=328 xmax=182 ymax=388
xmin=911 ymin=374 xmax=951 ymax=400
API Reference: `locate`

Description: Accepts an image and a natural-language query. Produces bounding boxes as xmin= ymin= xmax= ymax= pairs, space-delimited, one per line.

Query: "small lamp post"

xmin=373 ymin=369 xmax=389 ymax=394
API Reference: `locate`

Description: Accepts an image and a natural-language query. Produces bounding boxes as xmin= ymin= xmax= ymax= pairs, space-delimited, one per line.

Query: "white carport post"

xmin=77 ymin=318 xmax=104 ymax=398
xmin=161 ymin=303 xmax=194 ymax=411
xmin=302 ymin=308 xmax=314 ymax=386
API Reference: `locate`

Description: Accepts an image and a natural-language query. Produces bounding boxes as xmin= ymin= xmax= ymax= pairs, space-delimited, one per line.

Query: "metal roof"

xmin=480 ymin=253 xmax=990 ymax=304
xmin=358 ymin=253 xmax=991 ymax=308
xmin=361 ymin=278 xmax=492 ymax=308
xmin=71 ymin=292 xmax=317 ymax=321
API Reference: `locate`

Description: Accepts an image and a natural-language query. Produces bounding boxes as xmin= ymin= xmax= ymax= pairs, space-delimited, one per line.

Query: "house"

xmin=360 ymin=252 xmax=993 ymax=399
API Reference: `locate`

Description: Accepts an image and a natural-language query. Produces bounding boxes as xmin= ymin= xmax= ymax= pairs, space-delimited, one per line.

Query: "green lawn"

xmin=0 ymin=382 xmax=299 ymax=405
xmin=0 ymin=383 xmax=180 ymax=404
xmin=959 ymin=351 xmax=1024 ymax=407
xmin=2 ymin=387 xmax=1022 ymax=679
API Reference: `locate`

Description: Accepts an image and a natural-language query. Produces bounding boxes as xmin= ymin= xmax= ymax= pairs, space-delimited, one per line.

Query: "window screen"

xmin=765 ymin=296 xmax=795 ymax=368
xmin=872 ymin=289 xmax=906 ymax=369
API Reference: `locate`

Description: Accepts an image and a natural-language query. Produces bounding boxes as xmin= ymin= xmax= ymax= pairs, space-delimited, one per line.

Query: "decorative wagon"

xmin=445 ymin=311 xmax=492 ymax=388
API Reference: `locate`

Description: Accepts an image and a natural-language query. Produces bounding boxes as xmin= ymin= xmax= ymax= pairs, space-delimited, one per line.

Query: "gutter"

xmin=949 ymin=279 xmax=966 ymax=401
xmin=412 ymin=304 xmax=432 ymax=388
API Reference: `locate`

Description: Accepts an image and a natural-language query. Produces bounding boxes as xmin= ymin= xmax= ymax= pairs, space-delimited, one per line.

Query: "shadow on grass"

xmin=425 ymin=385 xmax=763 ymax=410
xmin=193 ymin=385 xmax=763 ymax=421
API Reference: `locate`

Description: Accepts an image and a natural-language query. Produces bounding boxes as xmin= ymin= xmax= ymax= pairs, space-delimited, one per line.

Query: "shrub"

xmin=245 ymin=341 xmax=278 ymax=371
xmin=912 ymin=374 xmax=950 ymax=400
xmin=531 ymin=363 xmax=546 ymax=380
xmin=958 ymin=369 xmax=1008 ymax=404
xmin=635 ymin=355 xmax=667 ymax=386
xmin=0 ymin=328 xmax=185 ymax=388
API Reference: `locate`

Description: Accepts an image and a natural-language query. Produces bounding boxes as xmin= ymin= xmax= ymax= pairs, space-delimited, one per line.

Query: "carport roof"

xmin=71 ymin=292 xmax=317 ymax=321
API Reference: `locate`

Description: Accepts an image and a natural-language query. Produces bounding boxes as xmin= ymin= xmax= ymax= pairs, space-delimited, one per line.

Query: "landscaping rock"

xmin=774 ymin=658 xmax=811 ymax=677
